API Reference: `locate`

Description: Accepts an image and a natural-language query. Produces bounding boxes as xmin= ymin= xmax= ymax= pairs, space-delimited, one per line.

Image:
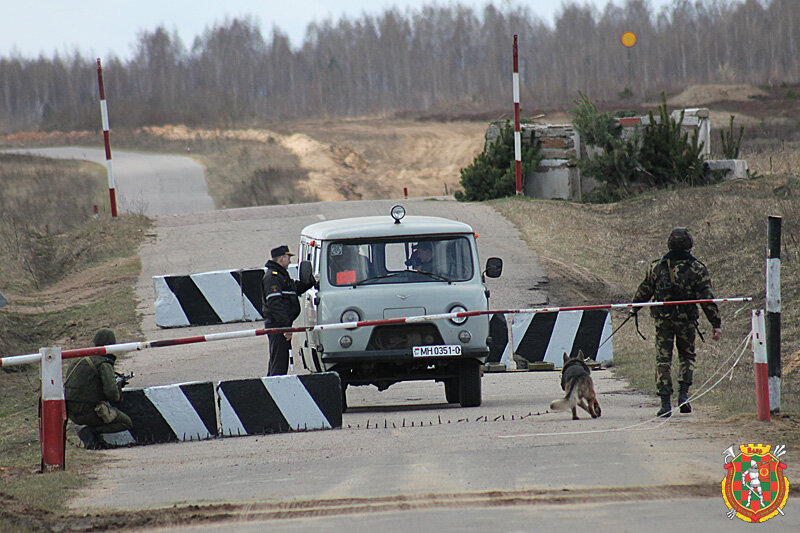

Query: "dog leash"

xmin=633 ymin=311 xmax=647 ymax=340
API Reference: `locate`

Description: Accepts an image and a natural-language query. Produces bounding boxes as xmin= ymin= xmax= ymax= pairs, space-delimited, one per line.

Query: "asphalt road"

xmin=2 ymin=146 xmax=214 ymax=215
xmin=33 ymin=151 xmax=788 ymax=531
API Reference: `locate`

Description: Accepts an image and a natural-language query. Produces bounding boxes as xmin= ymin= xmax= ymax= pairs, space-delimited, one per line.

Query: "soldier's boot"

xmin=77 ymin=426 xmax=107 ymax=450
xmin=678 ymin=383 xmax=692 ymax=414
xmin=656 ymin=395 xmax=672 ymax=418
xmin=77 ymin=426 xmax=99 ymax=449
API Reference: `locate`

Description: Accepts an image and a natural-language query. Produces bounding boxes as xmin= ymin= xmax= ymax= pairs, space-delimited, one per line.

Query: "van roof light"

xmin=390 ymin=205 xmax=406 ymax=223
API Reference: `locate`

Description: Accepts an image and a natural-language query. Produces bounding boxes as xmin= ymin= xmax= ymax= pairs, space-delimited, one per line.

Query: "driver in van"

xmin=406 ymin=241 xmax=435 ymax=272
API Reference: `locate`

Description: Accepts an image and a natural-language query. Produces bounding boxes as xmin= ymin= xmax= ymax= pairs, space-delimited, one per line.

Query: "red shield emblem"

xmin=722 ymin=444 xmax=789 ymax=522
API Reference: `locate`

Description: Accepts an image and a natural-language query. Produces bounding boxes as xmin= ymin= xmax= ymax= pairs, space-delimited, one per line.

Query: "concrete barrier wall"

xmin=101 ymin=372 xmax=343 ymax=447
xmin=154 ymin=268 xmax=265 ymax=327
xmin=102 ymin=381 xmax=218 ymax=446
xmin=510 ymin=309 xmax=613 ymax=368
xmin=218 ymin=373 xmax=342 ymax=436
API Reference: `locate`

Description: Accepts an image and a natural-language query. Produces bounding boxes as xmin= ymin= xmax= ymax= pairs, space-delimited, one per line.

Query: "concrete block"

xmin=511 ymin=310 xmax=613 ymax=368
xmin=218 ymin=373 xmax=342 ymax=436
xmin=707 ymin=159 xmax=748 ymax=179
xmin=102 ymin=381 xmax=218 ymax=446
xmin=154 ymin=268 xmax=266 ymax=327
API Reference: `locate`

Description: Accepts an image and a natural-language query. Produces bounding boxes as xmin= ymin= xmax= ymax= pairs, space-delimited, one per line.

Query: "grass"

xmin=1 ymin=154 xmax=149 ymax=531
xmin=492 ymin=174 xmax=800 ymax=454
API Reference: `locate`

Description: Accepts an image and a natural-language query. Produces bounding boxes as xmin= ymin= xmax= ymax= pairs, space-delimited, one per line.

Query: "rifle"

xmin=115 ymin=371 xmax=134 ymax=389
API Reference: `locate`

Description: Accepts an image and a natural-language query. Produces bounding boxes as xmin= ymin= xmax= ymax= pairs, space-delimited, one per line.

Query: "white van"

xmin=295 ymin=206 xmax=502 ymax=409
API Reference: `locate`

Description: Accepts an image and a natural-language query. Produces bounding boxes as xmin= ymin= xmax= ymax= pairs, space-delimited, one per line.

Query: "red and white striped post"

xmin=512 ymin=35 xmax=522 ymax=195
xmin=96 ymin=58 xmax=118 ymax=218
xmin=752 ymin=310 xmax=770 ymax=421
xmin=39 ymin=347 xmax=67 ymax=471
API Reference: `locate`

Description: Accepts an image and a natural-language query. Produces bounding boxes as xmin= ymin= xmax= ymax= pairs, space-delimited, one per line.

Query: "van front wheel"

xmin=458 ymin=360 xmax=482 ymax=407
xmin=340 ymin=382 xmax=348 ymax=413
xmin=444 ymin=379 xmax=459 ymax=403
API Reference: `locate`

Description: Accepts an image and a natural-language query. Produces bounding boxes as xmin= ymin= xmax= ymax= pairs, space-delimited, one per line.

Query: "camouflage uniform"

xmin=64 ymin=354 xmax=133 ymax=434
xmin=633 ymin=247 xmax=721 ymax=398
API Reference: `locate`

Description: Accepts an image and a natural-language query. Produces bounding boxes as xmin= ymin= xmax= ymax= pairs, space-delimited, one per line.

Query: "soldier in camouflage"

xmin=632 ymin=228 xmax=722 ymax=417
xmin=64 ymin=329 xmax=133 ymax=449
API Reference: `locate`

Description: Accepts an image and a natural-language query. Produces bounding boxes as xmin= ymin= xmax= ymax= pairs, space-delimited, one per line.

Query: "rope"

xmin=498 ymin=331 xmax=752 ymax=439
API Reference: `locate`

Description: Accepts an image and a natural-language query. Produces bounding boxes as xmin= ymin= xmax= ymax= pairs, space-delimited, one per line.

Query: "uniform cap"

xmin=92 ymin=328 xmax=116 ymax=346
xmin=270 ymin=245 xmax=294 ymax=258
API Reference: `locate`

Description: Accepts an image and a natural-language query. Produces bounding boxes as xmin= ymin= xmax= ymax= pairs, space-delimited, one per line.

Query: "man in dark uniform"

xmin=262 ymin=245 xmax=311 ymax=376
xmin=406 ymin=241 xmax=435 ymax=272
xmin=64 ymin=329 xmax=133 ymax=449
xmin=632 ymin=228 xmax=722 ymax=417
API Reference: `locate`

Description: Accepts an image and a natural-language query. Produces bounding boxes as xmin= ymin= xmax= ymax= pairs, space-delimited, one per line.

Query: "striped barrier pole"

xmin=512 ymin=34 xmax=522 ymax=195
xmin=752 ymin=310 xmax=770 ymax=421
xmin=96 ymin=58 xmax=117 ymax=217
xmin=0 ymin=297 xmax=751 ymax=368
xmin=766 ymin=215 xmax=781 ymax=414
xmin=39 ymin=347 xmax=66 ymax=470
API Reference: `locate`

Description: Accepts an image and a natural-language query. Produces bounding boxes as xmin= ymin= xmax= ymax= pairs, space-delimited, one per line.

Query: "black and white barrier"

xmin=102 ymin=381 xmax=218 ymax=446
xmin=154 ymin=268 xmax=266 ymax=327
xmin=218 ymin=373 xmax=342 ymax=436
xmin=510 ymin=309 xmax=612 ymax=368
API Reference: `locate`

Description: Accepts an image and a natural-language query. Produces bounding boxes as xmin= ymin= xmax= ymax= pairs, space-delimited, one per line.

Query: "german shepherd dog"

xmin=549 ymin=351 xmax=601 ymax=420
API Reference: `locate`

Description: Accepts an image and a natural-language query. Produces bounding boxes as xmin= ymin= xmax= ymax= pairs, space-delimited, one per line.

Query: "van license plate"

xmin=413 ymin=345 xmax=462 ymax=357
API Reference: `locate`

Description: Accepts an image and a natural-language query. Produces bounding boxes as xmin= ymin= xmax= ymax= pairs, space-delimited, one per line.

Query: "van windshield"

xmin=327 ymin=237 xmax=474 ymax=286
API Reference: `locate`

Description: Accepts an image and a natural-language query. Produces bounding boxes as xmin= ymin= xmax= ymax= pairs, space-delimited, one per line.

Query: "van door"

xmin=300 ymin=238 xmax=322 ymax=372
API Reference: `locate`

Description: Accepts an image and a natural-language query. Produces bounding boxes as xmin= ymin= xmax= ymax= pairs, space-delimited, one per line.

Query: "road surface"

xmin=2 ymin=146 xmax=214 ymax=215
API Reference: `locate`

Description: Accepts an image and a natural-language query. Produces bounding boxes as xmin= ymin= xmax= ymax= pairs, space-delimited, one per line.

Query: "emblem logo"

xmin=721 ymin=443 xmax=789 ymax=522
xmin=396 ymin=294 xmax=409 ymax=300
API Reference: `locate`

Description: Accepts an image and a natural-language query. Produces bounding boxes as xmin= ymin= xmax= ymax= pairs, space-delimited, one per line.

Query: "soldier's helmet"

xmin=92 ymin=328 xmax=116 ymax=346
xmin=667 ymin=227 xmax=693 ymax=251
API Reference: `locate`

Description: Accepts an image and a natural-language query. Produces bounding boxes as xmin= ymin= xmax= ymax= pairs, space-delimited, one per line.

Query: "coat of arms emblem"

xmin=721 ymin=443 xmax=789 ymax=522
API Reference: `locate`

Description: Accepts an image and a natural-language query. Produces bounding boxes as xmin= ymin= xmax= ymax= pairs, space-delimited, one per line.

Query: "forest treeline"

xmin=1 ymin=0 xmax=797 ymax=132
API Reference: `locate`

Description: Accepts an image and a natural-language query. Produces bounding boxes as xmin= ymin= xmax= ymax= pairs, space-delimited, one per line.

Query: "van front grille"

xmin=366 ymin=324 xmax=444 ymax=351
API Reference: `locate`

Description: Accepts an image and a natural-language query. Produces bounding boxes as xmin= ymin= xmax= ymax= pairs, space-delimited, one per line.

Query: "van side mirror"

xmin=299 ymin=260 xmax=318 ymax=289
xmin=485 ymin=257 xmax=503 ymax=278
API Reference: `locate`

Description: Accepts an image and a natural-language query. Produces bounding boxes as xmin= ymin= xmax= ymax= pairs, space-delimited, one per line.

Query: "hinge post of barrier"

xmin=751 ymin=310 xmax=770 ymax=422
xmin=39 ymin=347 xmax=67 ymax=471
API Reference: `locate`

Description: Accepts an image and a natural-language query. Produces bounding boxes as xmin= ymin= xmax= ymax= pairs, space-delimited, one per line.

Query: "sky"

xmin=2 ymin=0 xmax=676 ymax=61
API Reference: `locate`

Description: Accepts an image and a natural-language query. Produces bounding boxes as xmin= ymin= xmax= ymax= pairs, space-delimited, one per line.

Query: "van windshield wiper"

xmin=409 ymin=269 xmax=453 ymax=283
xmin=351 ymin=269 xmax=453 ymax=287
xmin=352 ymin=272 xmax=402 ymax=287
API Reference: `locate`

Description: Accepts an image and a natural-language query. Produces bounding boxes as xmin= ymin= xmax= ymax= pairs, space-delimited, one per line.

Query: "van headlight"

xmin=339 ymin=335 xmax=353 ymax=348
xmin=341 ymin=309 xmax=360 ymax=324
xmin=449 ymin=305 xmax=467 ymax=324
xmin=458 ymin=330 xmax=472 ymax=343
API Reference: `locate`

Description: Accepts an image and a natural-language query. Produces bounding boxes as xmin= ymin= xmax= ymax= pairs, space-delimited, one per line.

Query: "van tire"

xmin=444 ymin=379 xmax=459 ymax=403
xmin=341 ymin=382 xmax=348 ymax=413
xmin=458 ymin=360 xmax=481 ymax=407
